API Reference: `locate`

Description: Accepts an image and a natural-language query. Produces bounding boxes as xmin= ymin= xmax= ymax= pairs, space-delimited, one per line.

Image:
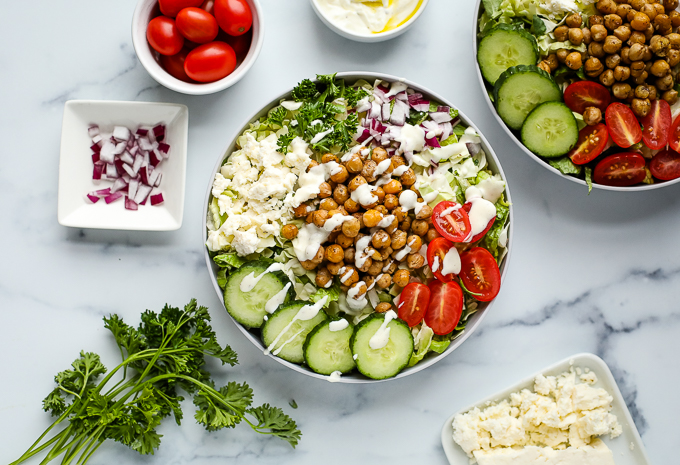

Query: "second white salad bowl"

xmin=202 ymin=72 xmax=514 ymax=383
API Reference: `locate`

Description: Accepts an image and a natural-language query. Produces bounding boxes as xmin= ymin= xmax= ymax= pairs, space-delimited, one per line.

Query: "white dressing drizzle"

xmin=351 ymin=183 xmax=379 ymax=206
xmin=329 ymin=319 xmax=349 ymax=332
xmin=377 ymin=214 xmax=395 ymax=228
xmin=464 ymin=186 xmax=496 ymax=241
xmin=264 ymin=296 xmax=329 ymax=355
xmin=394 ymin=244 xmax=411 ymax=261
xmin=328 ymin=371 xmax=342 ymax=382
xmin=441 ymin=247 xmax=461 ymax=276
xmin=399 ymin=189 xmax=418 ymax=211
xmin=354 ymin=235 xmax=374 ymax=269
xmin=265 ymin=282 xmax=291 ymax=314
xmin=374 ymin=159 xmax=392 ymax=176
xmin=392 ymin=164 xmax=409 ymax=176
xmin=347 ymin=281 xmax=368 ymax=310
xmin=423 ymin=190 xmax=439 ymax=203
xmin=368 ymin=310 xmax=397 ymax=350
xmin=431 ymin=255 xmax=440 ymax=273
xmin=240 ymin=263 xmax=284 ymax=292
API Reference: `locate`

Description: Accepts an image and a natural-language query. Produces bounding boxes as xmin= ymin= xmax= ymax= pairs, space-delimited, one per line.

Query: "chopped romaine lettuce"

xmin=213 ymin=252 xmax=247 ymax=270
xmin=480 ymin=195 xmax=511 ymax=261
xmin=585 ymin=167 xmax=593 ymax=193
xmin=308 ymin=283 xmax=341 ymax=308
xmin=548 ymin=157 xmax=582 ymax=176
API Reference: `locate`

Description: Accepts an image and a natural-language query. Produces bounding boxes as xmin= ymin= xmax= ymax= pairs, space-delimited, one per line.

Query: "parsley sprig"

xmin=277 ymin=73 xmax=369 ymax=154
xmin=11 ymin=300 xmax=301 ymax=465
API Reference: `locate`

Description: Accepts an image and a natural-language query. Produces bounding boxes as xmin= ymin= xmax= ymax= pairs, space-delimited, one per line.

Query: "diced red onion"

xmin=437 ymin=106 xmax=450 ymax=113
xmin=91 ymin=134 xmax=103 ymax=145
xmin=125 ymin=196 xmax=138 ymax=211
xmin=369 ymin=101 xmax=381 ymax=119
xmin=132 ymin=154 xmax=144 ymax=175
xmin=154 ymin=173 xmax=162 ymax=187
xmin=425 ymin=134 xmax=441 ymax=148
xmin=120 ymin=151 xmax=134 ymax=165
xmin=381 ymin=103 xmax=391 ymax=121
xmin=129 ymin=179 xmax=139 ymax=200
xmin=150 ymin=193 xmax=164 ymax=205
xmin=106 ymin=163 xmax=118 ymax=178
xmin=114 ymin=158 xmax=126 ymax=176
xmin=123 ymin=163 xmax=136 ymax=177
xmin=99 ymin=140 xmax=116 ymax=163
xmin=451 ymin=117 xmax=461 ymax=128
xmin=430 ymin=112 xmax=453 ymax=123
xmin=150 ymin=150 xmax=163 ymax=166
xmin=136 ymin=128 xmax=148 ymax=136
xmin=138 ymin=137 xmax=153 ymax=151
xmin=139 ymin=166 xmax=149 ymax=185
xmin=134 ymin=184 xmax=152 ymax=204
xmin=153 ymin=124 xmax=165 ymax=140
xmin=440 ymin=122 xmax=453 ymax=142
xmin=356 ymin=128 xmax=371 ymax=143
xmin=143 ymin=151 xmax=151 ymax=166
xmin=90 ymin=143 xmax=101 ymax=153
xmin=113 ymin=126 xmax=131 ymax=141
xmin=92 ymin=153 xmax=100 ymax=164
xmin=129 ymin=145 xmax=139 ymax=156
xmin=113 ymin=141 xmax=127 ymax=155
xmin=95 ymin=188 xmax=111 ymax=196
xmin=395 ymin=92 xmax=408 ymax=102
xmin=86 ymin=193 xmax=100 ymax=203
xmin=93 ymin=164 xmax=103 ymax=180
xmin=104 ymin=192 xmax=123 ymax=204
xmin=467 ymin=142 xmax=482 ymax=156
xmin=407 ymin=93 xmax=423 ymax=105
xmin=88 ymin=125 xmax=100 ymax=138
xmin=110 ymin=178 xmax=127 ymax=193
xmin=158 ymin=142 xmax=170 ymax=154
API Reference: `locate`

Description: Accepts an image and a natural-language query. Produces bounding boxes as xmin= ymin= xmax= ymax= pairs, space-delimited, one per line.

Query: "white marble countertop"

xmin=1 ymin=1 xmax=679 ymax=464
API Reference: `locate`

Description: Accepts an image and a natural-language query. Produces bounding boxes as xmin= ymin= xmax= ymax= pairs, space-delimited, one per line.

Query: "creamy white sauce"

xmin=293 ymin=223 xmax=331 ymax=261
xmin=399 ymin=189 xmax=418 ymax=211
xmin=394 ymin=244 xmax=411 ymax=261
xmin=377 ymin=214 xmax=395 ymax=228
xmin=323 ymin=213 xmax=355 ymax=232
xmin=465 ymin=186 xmax=496 ymax=241
xmin=351 ymin=182 xmax=379 ymax=206
xmin=431 ymin=255 xmax=440 ymax=273
xmin=395 ymin=123 xmax=425 ymax=153
xmin=374 ymin=158 xmax=392 ymax=176
xmin=329 ymin=319 xmax=350 ymax=332
xmin=368 ymin=310 xmax=397 ymax=350
xmin=347 ymin=281 xmax=368 ymax=310
xmin=264 ymin=296 xmax=329 ymax=355
xmin=392 ymin=164 xmax=409 ymax=176
xmin=441 ymin=246 xmax=461 ymax=276
xmin=423 ymin=190 xmax=439 ymax=203
xmin=414 ymin=201 xmax=427 ymax=216
xmin=291 ymin=163 xmax=331 ymax=207
xmin=273 ymin=329 xmax=304 ymax=356
xmin=328 ymin=371 xmax=343 ymax=382
xmin=240 ymin=263 xmax=284 ymax=292
xmin=382 ymin=259 xmax=395 ymax=272
xmin=354 ymin=234 xmax=374 ymax=269
xmin=476 ymin=176 xmax=506 ymax=203
xmin=265 ymin=282 xmax=291 ymax=314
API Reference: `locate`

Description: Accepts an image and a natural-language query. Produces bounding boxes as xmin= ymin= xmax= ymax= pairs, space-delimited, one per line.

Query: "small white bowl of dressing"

xmin=310 ymin=0 xmax=429 ymax=42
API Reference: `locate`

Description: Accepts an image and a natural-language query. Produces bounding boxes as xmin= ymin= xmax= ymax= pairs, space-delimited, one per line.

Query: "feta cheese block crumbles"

xmin=452 ymin=369 xmax=622 ymax=464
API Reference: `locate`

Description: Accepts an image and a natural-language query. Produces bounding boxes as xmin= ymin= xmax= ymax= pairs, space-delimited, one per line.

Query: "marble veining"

xmin=1 ymin=0 xmax=680 ymax=464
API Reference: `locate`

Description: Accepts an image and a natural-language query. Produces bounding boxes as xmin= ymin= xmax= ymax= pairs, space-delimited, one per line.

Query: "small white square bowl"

xmin=58 ymin=100 xmax=188 ymax=231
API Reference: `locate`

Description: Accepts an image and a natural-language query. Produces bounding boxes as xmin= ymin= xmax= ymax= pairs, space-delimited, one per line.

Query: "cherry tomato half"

xmin=593 ymin=152 xmax=647 ymax=186
xmin=669 ymin=114 xmax=680 ymax=153
xmin=426 ymin=237 xmax=458 ymax=282
xmin=564 ymin=81 xmax=612 ymax=114
xmin=649 ymin=149 xmax=680 ymax=181
xmin=605 ymin=103 xmax=642 ymax=148
xmin=160 ymin=48 xmax=193 ymax=82
xmin=568 ymin=123 xmax=609 ymax=165
xmin=184 ymin=41 xmax=236 ymax=82
xmin=640 ymin=99 xmax=671 ymax=150
xmin=432 ymin=201 xmax=471 ymax=243
xmin=147 ymin=16 xmax=185 ymax=56
xmin=462 ymin=202 xmax=495 ymax=242
xmin=459 ymin=247 xmax=501 ymax=302
xmin=215 ymin=0 xmax=253 ymax=36
xmin=425 ymin=280 xmax=464 ymax=336
xmin=397 ymin=282 xmax=430 ymax=327
xmin=159 ymin=0 xmax=204 ymax=17
xmin=176 ymin=7 xmax=219 ymax=44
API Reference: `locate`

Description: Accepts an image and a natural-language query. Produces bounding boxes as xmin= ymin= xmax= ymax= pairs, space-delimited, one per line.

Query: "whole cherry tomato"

xmin=222 ymin=29 xmax=252 ymax=58
xmin=215 ymin=0 xmax=253 ymax=36
xmin=159 ymin=0 xmax=203 ymax=17
xmin=425 ymin=280 xmax=464 ymax=335
xmin=147 ymin=16 xmax=184 ymax=56
xmin=160 ymin=48 xmax=193 ymax=82
xmin=176 ymin=7 xmax=219 ymax=44
xmin=184 ymin=41 xmax=236 ymax=82
xmin=397 ymin=282 xmax=430 ymax=327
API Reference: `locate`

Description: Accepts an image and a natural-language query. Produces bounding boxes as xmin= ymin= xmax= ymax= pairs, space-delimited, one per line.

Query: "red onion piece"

xmin=105 ymin=163 xmax=118 ymax=179
xmin=154 ymin=173 xmax=162 ymax=187
xmin=153 ymin=124 xmax=165 ymax=140
xmin=136 ymin=128 xmax=148 ymax=136
xmin=114 ymin=159 xmax=126 ymax=176
xmin=150 ymin=193 xmax=164 ymax=205
xmin=138 ymin=137 xmax=153 ymax=151
xmin=139 ymin=166 xmax=149 ymax=185
xmin=86 ymin=193 xmax=100 ymax=203
xmin=113 ymin=141 xmax=127 ymax=155
xmin=132 ymin=154 xmax=144 ymax=175
xmin=90 ymin=143 xmax=101 ymax=153
xmin=113 ymin=126 xmax=131 ymax=141
xmin=119 ymin=151 xmax=134 ymax=165
xmin=93 ymin=164 xmax=103 ymax=180
xmin=110 ymin=178 xmax=128 ymax=193
xmin=425 ymin=134 xmax=441 ymax=148
xmin=88 ymin=125 xmax=100 ymax=138
xmin=92 ymin=153 xmax=100 ymax=164
xmin=123 ymin=163 xmax=136 ymax=178
xmin=466 ymin=142 xmax=482 ymax=156
xmin=99 ymin=140 xmax=116 ymax=163
xmin=134 ymin=184 xmax=152 ymax=204
xmin=104 ymin=192 xmax=123 ymax=204
xmin=158 ymin=142 xmax=170 ymax=154
xmin=125 ymin=196 xmax=138 ymax=210
xmin=430 ymin=112 xmax=453 ymax=123
xmin=91 ymin=134 xmax=103 ymax=145
xmin=129 ymin=179 xmax=139 ymax=200
xmin=95 ymin=188 xmax=111 ymax=196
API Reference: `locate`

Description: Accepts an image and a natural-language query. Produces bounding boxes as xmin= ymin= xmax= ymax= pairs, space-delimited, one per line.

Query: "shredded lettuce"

xmin=548 ymin=157 xmax=582 ymax=176
xmin=213 ymin=252 xmax=247 ymax=270
xmin=585 ymin=167 xmax=593 ymax=194
xmin=217 ymin=268 xmax=227 ymax=289
xmin=308 ymin=283 xmax=341 ymax=308
xmin=480 ymin=195 xmax=511 ymax=261
xmin=430 ymin=337 xmax=451 ymax=354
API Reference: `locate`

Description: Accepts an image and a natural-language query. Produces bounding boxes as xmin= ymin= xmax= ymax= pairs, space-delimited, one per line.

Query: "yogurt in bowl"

xmin=311 ymin=0 xmax=429 ymax=42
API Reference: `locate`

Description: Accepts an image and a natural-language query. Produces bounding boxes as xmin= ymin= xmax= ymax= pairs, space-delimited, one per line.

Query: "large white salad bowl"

xmin=202 ymin=72 xmax=514 ymax=383
xmin=472 ymin=0 xmax=680 ymax=192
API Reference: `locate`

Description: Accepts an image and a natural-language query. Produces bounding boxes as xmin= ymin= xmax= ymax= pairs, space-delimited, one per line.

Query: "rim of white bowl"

xmin=309 ymin=0 xmax=430 ymax=42
xmin=131 ymin=0 xmax=264 ymax=95
xmin=472 ymin=0 xmax=680 ymax=192
xmin=202 ymin=71 xmax=514 ymax=383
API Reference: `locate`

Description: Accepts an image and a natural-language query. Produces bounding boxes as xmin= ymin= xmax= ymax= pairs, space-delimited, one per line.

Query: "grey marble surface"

xmin=1 ymin=0 xmax=679 ymax=463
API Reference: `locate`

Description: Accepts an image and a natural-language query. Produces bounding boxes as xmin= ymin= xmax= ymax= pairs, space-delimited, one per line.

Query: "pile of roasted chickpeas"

xmin=538 ymin=0 xmax=680 ymax=119
xmin=279 ymin=146 xmax=441 ymax=313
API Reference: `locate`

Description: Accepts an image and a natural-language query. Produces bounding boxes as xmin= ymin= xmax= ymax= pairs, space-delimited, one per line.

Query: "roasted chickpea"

xmin=591 ymin=24 xmax=608 ymax=42
xmin=340 ymin=217 xmax=360 ymax=238
xmin=411 ymin=219 xmax=429 ymax=236
xmin=326 ymin=261 xmax=344 ymax=276
xmin=306 ymin=160 xmax=319 ymax=172
xmin=415 ymin=205 xmax=432 ymax=220
xmin=384 ymin=217 xmax=399 ymax=234
xmin=293 ymin=203 xmax=310 ymax=218
xmin=630 ymin=60 xmax=646 ymax=76
xmin=426 ymin=228 xmax=441 ymax=243
xmin=333 ymin=184 xmax=350 ymax=205
xmin=407 ymin=234 xmax=423 ymax=252
xmin=380 ymin=179 xmax=400 ymax=195
xmin=603 ymin=35 xmax=623 ymax=53
xmin=360 ymin=210 xmax=380 ymax=228
xmin=348 ymin=175 xmax=366 ymax=192
xmin=604 ymin=13 xmax=623 ymax=30
xmin=399 ymin=216 xmax=412 ymax=232
xmin=628 ymin=31 xmax=647 ymax=45
xmin=633 ymin=70 xmax=649 ymax=85
xmin=379 ymin=246 xmax=394 ymax=261
xmin=554 ymin=25 xmax=569 ymax=41
xmin=563 ymin=12 xmax=581 ymax=28
xmin=280 ymin=224 xmax=298 ymax=240
xmin=583 ymin=107 xmax=603 ymax=125
xmin=669 ymin=10 xmax=680 ymax=27
xmin=334 ymin=233 xmax=352 ymax=249
xmin=376 ymin=272 xmax=392 ymax=289
xmin=654 ymin=13 xmax=671 ymax=30
xmin=614 ymin=24 xmax=632 ymax=42
xmin=580 ymin=27 xmax=592 ymax=45
xmin=356 ymin=255 xmax=373 ymax=273
xmin=301 ymin=259 xmax=319 ymax=271
xmin=599 ymin=68 xmax=616 ymax=86
xmin=631 ymin=12 xmax=651 ymax=31
xmin=384 ymin=193 xmax=399 ymax=210
xmin=338 ymin=266 xmax=359 ymax=286
xmin=324 ymin=244 xmax=343 ymax=263
xmin=344 ymin=198 xmax=360 ymax=213
xmin=668 ymin=48 xmax=680 ymax=66
xmin=651 ymin=59 xmax=671 ymax=76
xmin=546 ymin=53 xmax=560 ymax=71
xmin=629 ymin=0 xmax=647 ymax=11
xmin=312 ymin=210 xmax=328 ymax=228
xmin=391 ymin=230 xmax=407 ymax=249
xmin=393 ymin=206 xmax=407 ymax=222
xmin=656 ymin=2 xmax=668 ymax=15
xmin=664 ymin=0 xmax=680 ymax=9
xmin=363 ymin=275 xmax=375 ymax=290
xmin=617 ymin=3 xmax=632 ymax=18
xmin=589 ymin=41 xmax=607 ymax=58
xmin=367 ymin=246 xmax=382 ymax=260
xmin=568 ymin=28 xmax=584 ymax=46
xmin=327 ymin=165 xmax=348 ymax=184
xmin=597 ymin=0 xmax=618 ymax=14
xmin=407 ymin=253 xmax=425 ymax=269
xmin=372 ymin=230 xmax=391 ymax=249
xmin=614 ymin=65 xmax=631 ymax=81
xmin=315 ymin=267 xmax=332 ymax=288
xmin=393 ymin=269 xmax=411 ymax=287
xmin=305 ymin=211 xmax=315 ymax=224
xmin=399 ymin=168 xmax=417 ymax=187
xmin=348 ymin=282 xmax=368 ymax=300
xmin=612 ymin=82 xmax=633 ymax=99
xmin=318 ymin=182 xmax=332 ymax=199
xmin=563 ymin=51 xmax=580 ymax=70
xmin=607 ymin=53 xmax=623 ymax=69
xmin=589 ymin=14 xmax=604 ymax=27
xmin=345 ymin=154 xmax=363 ymax=173
xmin=361 ymin=160 xmax=378 ymax=182
xmin=635 ymin=84 xmax=651 ymax=99
xmin=375 ymin=302 xmax=393 ymax=313
xmin=320 ymin=153 xmax=337 ymax=164
xmin=585 ymin=57 xmax=605 ymax=76
xmin=371 ymin=146 xmax=388 ymax=163
xmin=667 ymin=33 xmax=680 ymax=49
xmin=631 ymin=98 xmax=652 ymax=117
xmin=656 ymin=73 xmax=674 ymax=90
xmin=644 ymin=23 xmax=655 ymax=40
xmin=367 ymin=259 xmax=384 ymax=276
xmin=662 ymin=89 xmax=679 ymax=104
xmin=628 ymin=42 xmax=646 ymax=61
xmin=650 ymin=35 xmax=671 ymax=56
xmin=648 ymin=85 xmax=658 ymax=100
xmin=318 ymin=198 xmax=337 ymax=211
xmin=641 ymin=3 xmax=658 ymax=21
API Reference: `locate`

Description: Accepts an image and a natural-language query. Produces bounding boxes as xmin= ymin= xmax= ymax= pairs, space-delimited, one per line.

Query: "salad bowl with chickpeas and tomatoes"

xmin=202 ymin=72 xmax=513 ymax=382
xmin=475 ymin=0 xmax=680 ymax=191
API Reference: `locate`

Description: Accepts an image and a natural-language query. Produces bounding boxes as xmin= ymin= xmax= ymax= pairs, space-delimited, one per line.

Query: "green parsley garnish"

xmin=10 ymin=300 xmax=301 ymax=465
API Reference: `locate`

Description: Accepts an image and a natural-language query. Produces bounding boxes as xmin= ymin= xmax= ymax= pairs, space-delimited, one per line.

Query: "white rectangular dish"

xmin=441 ymin=353 xmax=650 ymax=465
xmin=58 ymin=100 xmax=188 ymax=231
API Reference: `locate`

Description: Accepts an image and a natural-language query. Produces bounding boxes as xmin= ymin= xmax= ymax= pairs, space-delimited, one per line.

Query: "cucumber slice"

xmin=494 ymin=65 xmax=562 ymax=130
xmin=478 ymin=24 xmax=539 ymax=84
xmin=304 ymin=318 xmax=356 ymax=376
xmin=262 ymin=301 xmax=328 ymax=364
xmin=223 ymin=260 xmax=288 ymax=329
xmin=522 ymin=102 xmax=579 ymax=158
xmin=350 ymin=313 xmax=413 ymax=380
